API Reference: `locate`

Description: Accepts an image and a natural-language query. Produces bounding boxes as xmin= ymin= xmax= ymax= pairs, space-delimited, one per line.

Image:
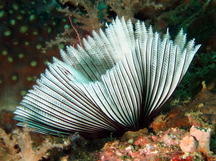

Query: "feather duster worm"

xmin=14 ymin=17 xmax=200 ymax=137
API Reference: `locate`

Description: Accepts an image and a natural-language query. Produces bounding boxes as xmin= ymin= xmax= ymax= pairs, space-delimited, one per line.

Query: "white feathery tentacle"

xmin=14 ymin=17 xmax=201 ymax=135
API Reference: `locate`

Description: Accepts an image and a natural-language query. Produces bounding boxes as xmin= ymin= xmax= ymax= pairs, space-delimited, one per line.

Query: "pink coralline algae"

xmin=180 ymin=135 xmax=198 ymax=153
xmin=189 ymin=125 xmax=211 ymax=153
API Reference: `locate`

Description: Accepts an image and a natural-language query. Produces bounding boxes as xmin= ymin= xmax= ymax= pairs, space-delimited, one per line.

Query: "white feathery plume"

xmin=14 ymin=17 xmax=201 ymax=135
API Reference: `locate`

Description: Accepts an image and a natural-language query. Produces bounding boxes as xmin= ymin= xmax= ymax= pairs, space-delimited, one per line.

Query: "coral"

xmin=52 ymin=0 xmax=164 ymax=51
xmin=106 ymin=0 xmax=163 ymax=21
xmin=60 ymin=0 xmax=105 ymax=31
xmin=0 ymin=124 xmax=70 ymax=161
xmin=98 ymin=125 xmax=215 ymax=160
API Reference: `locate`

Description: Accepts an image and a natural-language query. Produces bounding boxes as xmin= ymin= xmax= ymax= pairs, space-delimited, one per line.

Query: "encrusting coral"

xmin=0 ymin=124 xmax=70 ymax=161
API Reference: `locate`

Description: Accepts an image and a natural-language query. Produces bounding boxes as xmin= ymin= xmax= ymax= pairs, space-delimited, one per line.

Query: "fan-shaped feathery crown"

xmin=14 ymin=17 xmax=201 ymax=136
